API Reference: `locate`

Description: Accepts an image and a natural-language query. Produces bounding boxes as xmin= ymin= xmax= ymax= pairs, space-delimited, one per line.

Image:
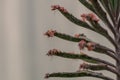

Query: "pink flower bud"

xmin=74 ymin=33 xmax=86 ymax=38
xmin=88 ymin=13 xmax=99 ymax=22
xmin=81 ymin=13 xmax=99 ymax=22
xmin=79 ymin=62 xmax=87 ymax=70
xmin=47 ymin=49 xmax=60 ymax=56
xmin=81 ymin=14 xmax=87 ymax=22
xmin=63 ymin=9 xmax=68 ymax=13
xmin=74 ymin=34 xmax=81 ymax=38
xmin=44 ymin=29 xmax=56 ymax=37
xmin=51 ymin=5 xmax=60 ymax=10
xmin=51 ymin=5 xmax=68 ymax=13
xmin=78 ymin=40 xmax=86 ymax=50
xmin=86 ymin=42 xmax=96 ymax=51
xmin=44 ymin=73 xmax=50 ymax=78
xmin=59 ymin=7 xmax=68 ymax=13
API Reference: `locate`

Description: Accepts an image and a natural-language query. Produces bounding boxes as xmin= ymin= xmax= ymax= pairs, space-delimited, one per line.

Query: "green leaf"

xmin=78 ymin=0 xmax=95 ymax=13
xmin=54 ymin=32 xmax=115 ymax=53
xmin=79 ymin=63 xmax=120 ymax=76
xmin=111 ymin=0 xmax=114 ymax=8
xmin=115 ymin=0 xmax=120 ymax=20
xmin=58 ymin=7 xmax=117 ymax=48
xmin=111 ymin=0 xmax=117 ymax=10
xmin=45 ymin=71 xmax=114 ymax=80
xmin=86 ymin=17 xmax=116 ymax=48
xmin=54 ymin=32 xmax=91 ymax=42
xmin=58 ymin=10 xmax=94 ymax=31
xmin=90 ymin=0 xmax=116 ymax=37
xmin=47 ymin=50 xmax=116 ymax=67
xmin=82 ymin=64 xmax=108 ymax=70
xmin=99 ymin=0 xmax=115 ymax=25
xmin=53 ymin=32 xmax=118 ymax=61
xmin=49 ymin=51 xmax=99 ymax=63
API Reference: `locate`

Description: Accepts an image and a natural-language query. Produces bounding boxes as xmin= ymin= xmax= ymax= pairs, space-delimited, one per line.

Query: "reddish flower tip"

xmin=47 ymin=49 xmax=60 ymax=56
xmin=44 ymin=73 xmax=50 ymax=79
xmin=44 ymin=29 xmax=56 ymax=37
xmin=51 ymin=5 xmax=68 ymax=13
xmin=59 ymin=7 xmax=68 ymax=13
xmin=74 ymin=34 xmax=81 ymax=38
xmin=88 ymin=13 xmax=99 ymax=22
xmin=86 ymin=42 xmax=96 ymax=51
xmin=74 ymin=33 xmax=86 ymax=38
xmin=51 ymin=5 xmax=60 ymax=10
xmin=81 ymin=13 xmax=99 ymax=22
xmin=79 ymin=62 xmax=87 ymax=70
xmin=78 ymin=40 xmax=86 ymax=50
xmin=81 ymin=14 xmax=87 ymax=22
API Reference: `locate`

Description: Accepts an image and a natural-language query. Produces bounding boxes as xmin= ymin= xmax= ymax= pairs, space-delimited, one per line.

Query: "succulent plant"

xmin=44 ymin=0 xmax=120 ymax=80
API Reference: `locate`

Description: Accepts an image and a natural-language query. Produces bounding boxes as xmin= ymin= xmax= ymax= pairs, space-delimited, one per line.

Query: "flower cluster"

xmin=51 ymin=5 xmax=68 ymax=13
xmin=47 ymin=49 xmax=60 ymax=56
xmin=78 ymin=40 xmax=86 ymax=50
xmin=45 ymin=73 xmax=50 ymax=78
xmin=78 ymin=40 xmax=96 ymax=51
xmin=81 ymin=13 xmax=99 ymax=22
xmin=79 ymin=62 xmax=88 ymax=70
xmin=44 ymin=29 xmax=56 ymax=37
xmin=87 ymin=42 xmax=96 ymax=51
xmin=74 ymin=33 xmax=86 ymax=38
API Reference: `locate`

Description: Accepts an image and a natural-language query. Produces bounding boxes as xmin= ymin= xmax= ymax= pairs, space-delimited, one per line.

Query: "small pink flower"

xmin=59 ymin=7 xmax=68 ymax=13
xmin=44 ymin=29 xmax=56 ymax=37
xmin=81 ymin=13 xmax=99 ymax=22
xmin=47 ymin=49 xmax=59 ymax=56
xmin=74 ymin=33 xmax=86 ymax=38
xmin=81 ymin=14 xmax=87 ymax=22
xmin=78 ymin=40 xmax=86 ymax=50
xmin=62 ymin=9 xmax=68 ymax=13
xmin=51 ymin=5 xmax=60 ymax=10
xmin=86 ymin=42 xmax=96 ymax=51
xmin=52 ymin=49 xmax=59 ymax=53
xmin=74 ymin=34 xmax=81 ymax=38
xmin=59 ymin=7 xmax=64 ymax=11
xmin=79 ymin=62 xmax=87 ymax=70
xmin=44 ymin=73 xmax=50 ymax=78
xmin=88 ymin=13 xmax=99 ymax=22
xmin=51 ymin=5 xmax=68 ymax=13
